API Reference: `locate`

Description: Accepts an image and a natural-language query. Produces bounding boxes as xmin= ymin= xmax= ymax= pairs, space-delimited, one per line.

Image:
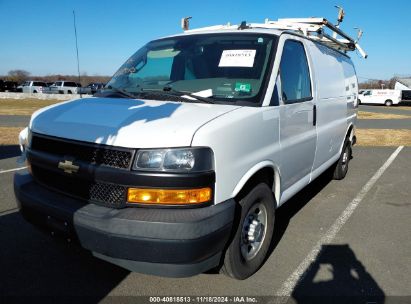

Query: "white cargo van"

xmin=358 ymin=89 xmax=401 ymax=106
xmin=15 ymin=16 xmax=365 ymax=279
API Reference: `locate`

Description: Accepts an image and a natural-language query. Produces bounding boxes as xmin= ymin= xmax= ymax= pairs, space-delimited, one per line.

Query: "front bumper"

xmin=14 ymin=171 xmax=235 ymax=277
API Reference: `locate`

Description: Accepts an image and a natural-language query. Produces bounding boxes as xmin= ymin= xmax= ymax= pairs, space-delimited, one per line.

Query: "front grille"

xmin=31 ymin=165 xmax=127 ymax=208
xmin=31 ymin=134 xmax=133 ymax=169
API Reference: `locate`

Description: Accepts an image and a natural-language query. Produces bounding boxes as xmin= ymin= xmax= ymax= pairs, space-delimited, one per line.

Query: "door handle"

xmin=313 ymin=105 xmax=317 ymax=126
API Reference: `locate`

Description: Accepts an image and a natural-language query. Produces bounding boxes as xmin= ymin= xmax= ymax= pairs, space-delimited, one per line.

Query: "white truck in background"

xmin=46 ymin=81 xmax=80 ymax=94
xmin=22 ymin=81 xmax=48 ymax=94
xmin=358 ymin=89 xmax=402 ymax=106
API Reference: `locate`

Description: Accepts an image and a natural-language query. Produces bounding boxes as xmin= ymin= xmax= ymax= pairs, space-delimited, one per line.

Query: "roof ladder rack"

xmin=182 ymin=7 xmax=367 ymax=59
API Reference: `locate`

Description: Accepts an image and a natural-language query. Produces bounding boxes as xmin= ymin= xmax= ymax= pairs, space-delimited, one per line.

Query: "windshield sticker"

xmin=218 ymin=50 xmax=256 ymax=67
xmin=235 ymin=82 xmax=251 ymax=93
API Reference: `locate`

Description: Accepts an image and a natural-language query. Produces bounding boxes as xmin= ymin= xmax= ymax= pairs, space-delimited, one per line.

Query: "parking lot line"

xmin=276 ymin=145 xmax=404 ymax=297
xmin=0 ymin=166 xmax=27 ymax=174
xmin=0 ymin=208 xmax=18 ymax=216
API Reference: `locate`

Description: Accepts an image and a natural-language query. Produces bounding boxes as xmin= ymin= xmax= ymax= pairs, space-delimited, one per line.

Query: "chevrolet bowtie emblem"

xmin=58 ymin=160 xmax=79 ymax=174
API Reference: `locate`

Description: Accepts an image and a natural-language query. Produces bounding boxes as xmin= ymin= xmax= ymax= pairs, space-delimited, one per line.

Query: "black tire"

xmin=385 ymin=99 xmax=393 ymax=106
xmin=333 ymin=140 xmax=352 ymax=180
xmin=68 ymin=90 xmax=72 ymax=94
xmin=222 ymin=183 xmax=275 ymax=280
xmin=33 ymin=90 xmax=37 ymax=94
xmin=358 ymin=99 xmax=361 ymax=105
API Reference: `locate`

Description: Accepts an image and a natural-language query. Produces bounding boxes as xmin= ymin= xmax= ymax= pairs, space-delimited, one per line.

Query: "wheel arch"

xmin=231 ymin=161 xmax=280 ymax=208
xmin=339 ymin=123 xmax=355 ymax=154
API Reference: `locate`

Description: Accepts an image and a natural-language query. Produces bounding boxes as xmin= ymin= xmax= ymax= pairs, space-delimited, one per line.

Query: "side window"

xmin=279 ymin=40 xmax=312 ymax=103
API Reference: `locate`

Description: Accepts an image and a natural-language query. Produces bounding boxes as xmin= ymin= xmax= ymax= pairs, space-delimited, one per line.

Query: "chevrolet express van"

xmin=15 ymin=19 xmax=360 ymax=279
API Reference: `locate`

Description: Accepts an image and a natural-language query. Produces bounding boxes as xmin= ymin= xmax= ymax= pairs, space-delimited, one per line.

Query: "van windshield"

xmin=105 ymin=33 xmax=277 ymax=106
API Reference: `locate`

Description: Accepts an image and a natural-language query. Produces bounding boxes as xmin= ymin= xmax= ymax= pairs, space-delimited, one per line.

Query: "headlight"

xmin=18 ymin=127 xmax=32 ymax=152
xmin=132 ymin=147 xmax=213 ymax=172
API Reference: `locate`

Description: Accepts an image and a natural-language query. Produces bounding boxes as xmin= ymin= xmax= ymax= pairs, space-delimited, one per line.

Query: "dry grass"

xmin=0 ymin=99 xmax=61 ymax=115
xmin=358 ymin=111 xmax=410 ymax=120
xmin=0 ymin=127 xmax=23 ymax=145
xmin=356 ymin=129 xmax=411 ymax=146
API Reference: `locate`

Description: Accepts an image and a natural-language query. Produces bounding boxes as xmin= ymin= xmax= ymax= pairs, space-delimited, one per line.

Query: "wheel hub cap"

xmin=241 ymin=203 xmax=268 ymax=261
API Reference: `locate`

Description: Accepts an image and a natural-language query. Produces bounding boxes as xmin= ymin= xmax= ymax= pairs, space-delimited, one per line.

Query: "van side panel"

xmin=308 ymin=41 xmax=348 ymax=173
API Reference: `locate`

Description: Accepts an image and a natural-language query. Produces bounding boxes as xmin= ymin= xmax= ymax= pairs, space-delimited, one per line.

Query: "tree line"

xmin=1 ymin=69 xmax=408 ymax=90
xmin=1 ymin=70 xmax=111 ymax=86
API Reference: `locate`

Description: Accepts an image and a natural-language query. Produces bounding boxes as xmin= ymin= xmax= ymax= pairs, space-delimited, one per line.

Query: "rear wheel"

xmin=385 ymin=99 xmax=393 ymax=106
xmin=333 ymin=140 xmax=352 ymax=180
xmin=222 ymin=183 xmax=275 ymax=280
xmin=68 ymin=90 xmax=72 ymax=94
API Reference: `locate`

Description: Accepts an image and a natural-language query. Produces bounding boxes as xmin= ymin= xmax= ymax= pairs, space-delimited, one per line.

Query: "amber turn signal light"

xmin=127 ymin=187 xmax=212 ymax=205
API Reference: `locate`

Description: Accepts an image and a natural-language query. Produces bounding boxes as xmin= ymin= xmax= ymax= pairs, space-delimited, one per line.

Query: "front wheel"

xmin=222 ymin=183 xmax=275 ymax=280
xmin=385 ymin=99 xmax=393 ymax=106
xmin=333 ymin=140 xmax=352 ymax=180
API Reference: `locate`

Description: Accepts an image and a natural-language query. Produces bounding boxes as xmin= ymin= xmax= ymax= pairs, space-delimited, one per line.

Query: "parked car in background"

xmin=3 ymin=81 xmax=19 ymax=92
xmin=16 ymin=83 xmax=24 ymax=92
xmin=358 ymin=89 xmax=402 ymax=106
xmin=22 ymin=81 xmax=48 ymax=93
xmin=47 ymin=81 xmax=79 ymax=94
xmin=0 ymin=80 xmax=4 ymax=92
xmin=79 ymin=82 xmax=105 ymax=94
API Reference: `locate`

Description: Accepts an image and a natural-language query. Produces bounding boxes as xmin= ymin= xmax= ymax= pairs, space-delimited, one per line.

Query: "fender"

xmin=338 ymin=123 xmax=355 ymax=154
xmin=231 ymin=161 xmax=281 ymax=207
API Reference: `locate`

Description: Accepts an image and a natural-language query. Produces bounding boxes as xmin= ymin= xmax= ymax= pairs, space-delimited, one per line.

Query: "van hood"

xmin=30 ymin=97 xmax=240 ymax=148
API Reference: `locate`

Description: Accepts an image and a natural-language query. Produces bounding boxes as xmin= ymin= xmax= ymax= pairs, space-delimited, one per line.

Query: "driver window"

xmin=279 ymin=40 xmax=312 ymax=104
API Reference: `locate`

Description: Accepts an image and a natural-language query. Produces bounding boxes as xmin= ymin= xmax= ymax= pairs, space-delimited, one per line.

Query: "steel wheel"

xmin=240 ymin=203 xmax=268 ymax=261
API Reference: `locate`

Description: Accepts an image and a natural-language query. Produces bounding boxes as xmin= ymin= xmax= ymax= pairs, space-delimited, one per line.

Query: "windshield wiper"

xmin=141 ymin=88 xmax=215 ymax=104
xmin=103 ymin=86 xmax=138 ymax=99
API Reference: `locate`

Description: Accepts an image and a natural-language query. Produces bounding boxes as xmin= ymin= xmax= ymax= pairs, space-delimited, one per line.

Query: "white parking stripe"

xmin=0 ymin=208 xmax=18 ymax=216
xmin=276 ymin=145 xmax=404 ymax=297
xmin=0 ymin=167 xmax=27 ymax=174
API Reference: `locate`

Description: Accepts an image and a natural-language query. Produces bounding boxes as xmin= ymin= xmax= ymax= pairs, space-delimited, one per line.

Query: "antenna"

xmin=181 ymin=17 xmax=192 ymax=31
xmin=334 ymin=5 xmax=345 ymax=26
xmin=72 ymin=10 xmax=82 ymax=98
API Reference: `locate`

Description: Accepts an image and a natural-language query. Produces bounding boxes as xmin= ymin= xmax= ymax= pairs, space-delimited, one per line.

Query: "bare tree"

xmin=7 ymin=70 xmax=31 ymax=83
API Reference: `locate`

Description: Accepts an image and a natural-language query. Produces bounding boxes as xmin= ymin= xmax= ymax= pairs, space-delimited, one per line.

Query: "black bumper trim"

xmin=15 ymin=171 xmax=235 ymax=272
xmin=94 ymin=252 xmax=222 ymax=278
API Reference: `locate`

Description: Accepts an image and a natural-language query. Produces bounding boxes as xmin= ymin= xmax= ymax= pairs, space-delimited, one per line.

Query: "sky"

xmin=0 ymin=0 xmax=410 ymax=81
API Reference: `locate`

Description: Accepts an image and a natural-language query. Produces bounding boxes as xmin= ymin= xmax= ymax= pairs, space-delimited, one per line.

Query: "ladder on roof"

xmin=181 ymin=8 xmax=367 ymax=59
xmin=259 ymin=17 xmax=367 ymax=58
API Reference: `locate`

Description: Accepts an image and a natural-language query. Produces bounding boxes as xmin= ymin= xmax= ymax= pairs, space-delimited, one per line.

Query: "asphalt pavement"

xmin=0 ymin=115 xmax=30 ymax=127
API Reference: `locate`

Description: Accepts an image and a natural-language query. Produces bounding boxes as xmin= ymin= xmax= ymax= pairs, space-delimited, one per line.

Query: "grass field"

xmin=0 ymin=99 xmax=61 ymax=115
xmin=355 ymin=129 xmax=411 ymax=146
xmin=0 ymin=127 xmax=22 ymax=145
xmin=358 ymin=111 xmax=410 ymax=120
